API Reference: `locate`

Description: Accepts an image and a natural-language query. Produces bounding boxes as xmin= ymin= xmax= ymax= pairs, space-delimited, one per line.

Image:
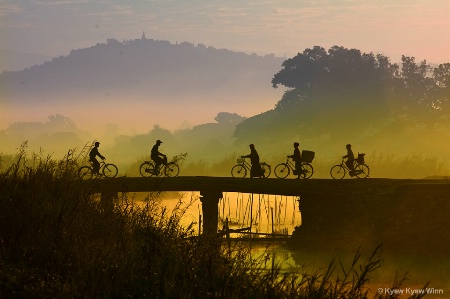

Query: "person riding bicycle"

xmin=151 ymin=140 xmax=167 ymax=175
xmin=242 ymin=144 xmax=263 ymax=178
xmin=89 ymin=141 xmax=105 ymax=174
xmin=343 ymin=144 xmax=355 ymax=176
xmin=288 ymin=142 xmax=302 ymax=178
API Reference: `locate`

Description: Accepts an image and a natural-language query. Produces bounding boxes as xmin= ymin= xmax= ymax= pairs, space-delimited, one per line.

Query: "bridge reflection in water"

xmin=84 ymin=176 xmax=450 ymax=286
xmin=218 ymin=192 xmax=300 ymax=237
xmin=129 ymin=191 xmax=300 ymax=237
xmin=86 ymin=176 xmax=450 ymax=252
xmin=87 ymin=176 xmax=310 ymax=234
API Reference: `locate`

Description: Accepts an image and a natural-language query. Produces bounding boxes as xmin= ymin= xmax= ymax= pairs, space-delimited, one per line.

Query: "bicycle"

xmin=274 ymin=157 xmax=314 ymax=179
xmin=139 ymin=158 xmax=180 ymax=177
xmin=231 ymin=157 xmax=271 ymax=178
xmin=78 ymin=159 xmax=118 ymax=179
xmin=330 ymin=153 xmax=370 ymax=179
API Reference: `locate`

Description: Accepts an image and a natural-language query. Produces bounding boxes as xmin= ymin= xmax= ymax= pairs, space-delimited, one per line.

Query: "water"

xmin=130 ymin=191 xmax=450 ymax=294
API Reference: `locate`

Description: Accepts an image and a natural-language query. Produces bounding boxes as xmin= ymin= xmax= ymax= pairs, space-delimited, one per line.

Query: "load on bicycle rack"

xmin=75 ymin=139 xmax=369 ymax=179
xmin=231 ymin=157 xmax=271 ymax=178
xmin=139 ymin=158 xmax=180 ymax=177
xmin=274 ymin=150 xmax=315 ymax=179
xmin=330 ymin=153 xmax=370 ymax=179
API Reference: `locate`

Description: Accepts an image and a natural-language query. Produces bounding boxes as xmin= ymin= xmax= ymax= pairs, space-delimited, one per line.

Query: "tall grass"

xmin=0 ymin=146 xmax=428 ymax=298
xmin=177 ymin=152 xmax=449 ymax=179
xmin=118 ymin=149 xmax=449 ymax=179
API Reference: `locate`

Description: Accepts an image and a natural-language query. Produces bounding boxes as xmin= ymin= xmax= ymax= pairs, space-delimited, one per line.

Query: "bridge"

xmin=86 ymin=176 xmax=450 ymax=247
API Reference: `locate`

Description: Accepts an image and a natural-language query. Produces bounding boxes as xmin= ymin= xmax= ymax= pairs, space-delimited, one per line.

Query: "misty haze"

xmin=2 ymin=36 xmax=450 ymax=297
xmin=2 ymin=39 xmax=450 ymax=179
xmin=1 ymin=35 xmax=284 ymax=135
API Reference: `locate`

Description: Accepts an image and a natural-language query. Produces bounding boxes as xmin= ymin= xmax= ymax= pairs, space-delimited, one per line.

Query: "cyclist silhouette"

xmin=343 ymin=144 xmax=355 ymax=175
xmin=151 ymin=140 xmax=167 ymax=175
xmin=288 ymin=142 xmax=302 ymax=178
xmin=242 ymin=144 xmax=263 ymax=178
xmin=89 ymin=141 xmax=105 ymax=174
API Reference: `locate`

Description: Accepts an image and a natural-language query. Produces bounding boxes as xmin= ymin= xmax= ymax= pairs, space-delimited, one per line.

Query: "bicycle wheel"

xmin=164 ymin=162 xmax=180 ymax=177
xmin=260 ymin=163 xmax=271 ymax=178
xmin=78 ymin=166 xmax=93 ymax=179
xmin=103 ymin=163 xmax=118 ymax=178
xmin=140 ymin=162 xmax=155 ymax=177
xmin=355 ymin=164 xmax=370 ymax=178
xmin=274 ymin=163 xmax=290 ymax=179
xmin=231 ymin=164 xmax=247 ymax=178
xmin=300 ymin=163 xmax=314 ymax=179
xmin=330 ymin=165 xmax=346 ymax=179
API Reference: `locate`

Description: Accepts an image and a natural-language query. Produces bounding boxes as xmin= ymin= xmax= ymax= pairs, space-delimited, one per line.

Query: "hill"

xmin=0 ymin=49 xmax=51 ymax=73
xmin=0 ymin=36 xmax=285 ymax=132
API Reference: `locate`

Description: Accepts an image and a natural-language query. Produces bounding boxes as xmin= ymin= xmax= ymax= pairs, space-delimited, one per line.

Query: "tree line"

xmin=234 ymin=45 xmax=450 ymax=155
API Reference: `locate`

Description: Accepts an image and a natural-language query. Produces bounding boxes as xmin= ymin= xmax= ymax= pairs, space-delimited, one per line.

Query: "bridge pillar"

xmin=200 ymin=190 xmax=223 ymax=235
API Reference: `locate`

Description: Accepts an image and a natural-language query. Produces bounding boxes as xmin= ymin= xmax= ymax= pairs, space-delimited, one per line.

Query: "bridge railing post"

xmin=200 ymin=190 xmax=223 ymax=235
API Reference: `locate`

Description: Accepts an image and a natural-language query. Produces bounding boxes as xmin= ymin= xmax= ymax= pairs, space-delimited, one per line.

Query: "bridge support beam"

xmin=200 ymin=190 xmax=223 ymax=235
xmin=291 ymin=184 xmax=450 ymax=256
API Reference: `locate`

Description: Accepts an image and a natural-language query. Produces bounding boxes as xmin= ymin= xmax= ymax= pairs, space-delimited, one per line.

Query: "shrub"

xmin=0 ymin=146 xmax=428 ymax=298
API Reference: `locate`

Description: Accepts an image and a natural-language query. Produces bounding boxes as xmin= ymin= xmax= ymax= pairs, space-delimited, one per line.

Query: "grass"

xmin=97 ymin=146 xmax=450 ymax=179
xmin=177 ymin=152 xmax=450 ymax=179
xmin=0 ymin=145 xmax=429 ymax=298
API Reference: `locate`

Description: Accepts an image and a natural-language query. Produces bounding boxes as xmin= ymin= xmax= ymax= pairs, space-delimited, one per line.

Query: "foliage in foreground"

xmin=0 ymin=148 xmax=428 ymax=298
xmin=173 ymin=152 xmax=448 ymax=179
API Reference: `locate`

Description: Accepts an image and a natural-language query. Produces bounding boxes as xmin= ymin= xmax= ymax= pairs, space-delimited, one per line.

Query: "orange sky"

xmin=1 ymin=0 xmax=450 ymax=135
xmin=1 ymin=1 xmax=449 ymax=63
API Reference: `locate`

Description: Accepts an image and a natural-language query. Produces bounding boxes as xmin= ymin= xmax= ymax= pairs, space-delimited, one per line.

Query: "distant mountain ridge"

xmin=0 ymin=36 xmax=285 ymax=104
xmin=0 ymin=49 xmax=51 ymax=73
xmin=0 ymin=36 xmax=286 ymax=132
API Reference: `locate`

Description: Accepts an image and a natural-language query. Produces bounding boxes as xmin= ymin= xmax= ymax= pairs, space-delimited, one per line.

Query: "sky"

xmin=1 ymin=0 xmax=450 ymax=137
xmin=1 ymin=0 xmax=450 ymax=64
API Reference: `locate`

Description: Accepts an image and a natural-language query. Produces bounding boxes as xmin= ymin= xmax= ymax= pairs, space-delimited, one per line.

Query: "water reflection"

xmin=132 ymin=191 xmax=301 ymax=236
xmin=129 ymin=191 xmax=450 ymax=291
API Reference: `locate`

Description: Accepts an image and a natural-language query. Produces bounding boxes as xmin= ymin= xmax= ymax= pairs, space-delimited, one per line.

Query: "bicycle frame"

xmin=330 ymin=158 xmax=369 ymax=179
xmin=339 ymin=159 xmax=363 ymax=172
xmin=275 ymin=157 xmax=314 ymax=179
xmin=284 ymin=159 xmax=295 ymax=171
xmin=86 ymin=159 xmax=107 ymax=171
xmin=339 ymin=159 xmax=351 ymax=171
xmin=237 ymin=158 xmax=252 ymax=171
xmin=98 ymin=160 xmax=108 ymax=170
xmin=139 ymin=158 xmax=180 ymax=177
xmin=78 ymin=159 xmax=118 ymax=179
xmin=231 ymin=157 xmax=270 ymax=178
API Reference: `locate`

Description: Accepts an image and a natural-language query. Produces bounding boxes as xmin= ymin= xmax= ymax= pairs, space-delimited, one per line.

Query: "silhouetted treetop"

xmin=214 ymin=112 xmax=246 ymax=125
xmin=269 ymin=45 xmax=450 ymax=119
xmin=272 ymin=46 xmax=397 ymax=91
xmin=234 ymin=45 xmax=450 ymax=152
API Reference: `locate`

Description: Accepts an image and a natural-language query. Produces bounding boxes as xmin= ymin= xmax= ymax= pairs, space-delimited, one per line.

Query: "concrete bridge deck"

xmin=85 ymin=177 xmax=450 ymax=239
xmin=87 ymin=176 xmax=449 ymax=196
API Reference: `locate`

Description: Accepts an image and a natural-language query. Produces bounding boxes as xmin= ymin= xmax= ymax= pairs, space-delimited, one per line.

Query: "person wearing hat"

xmin=343 ymin=143 xmax=355 ymax=176
xmin=151 ymin=140 xmax=167 ymax=175
xmin=89 ymin=141 xmax=105 ymax=174
xmin=242 ymin=144 xmax=263 ymax=178
xmin=288 ymin=142 xmax=302 ymax=179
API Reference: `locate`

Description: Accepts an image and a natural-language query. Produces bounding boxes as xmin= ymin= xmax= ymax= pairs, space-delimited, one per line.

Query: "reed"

xmin=0 ymin=146 xmax=428 ymax=298
xmin=179 ymin=152 xmax=449 ymax=179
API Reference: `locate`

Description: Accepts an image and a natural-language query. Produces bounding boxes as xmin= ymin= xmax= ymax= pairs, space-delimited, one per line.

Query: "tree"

xmin=234 ymin=45 xmax=450 ymax=151
xmin=269 ymin=46 xmax=395 ymax=136
xmin=433 ymin=63 xmax=450 ymax=111
xmin=214 ymin=112 xmax=246 ymax=125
